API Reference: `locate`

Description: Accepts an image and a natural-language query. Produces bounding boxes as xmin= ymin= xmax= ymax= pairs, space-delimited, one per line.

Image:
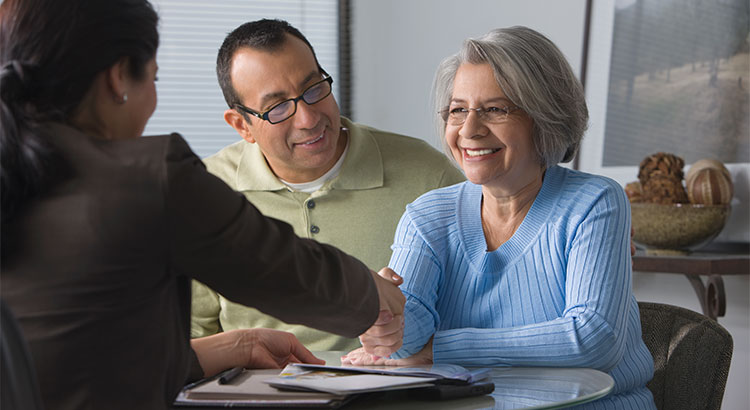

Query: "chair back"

xmin=0 ymin=299 xmax=45 ymax=410
xmin=638 ymin=301 xmax=732 ymax=410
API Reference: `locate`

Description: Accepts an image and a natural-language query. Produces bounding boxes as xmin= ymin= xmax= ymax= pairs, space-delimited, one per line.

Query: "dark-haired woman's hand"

xmin=191 ymin=328 xmax=324 ymax=377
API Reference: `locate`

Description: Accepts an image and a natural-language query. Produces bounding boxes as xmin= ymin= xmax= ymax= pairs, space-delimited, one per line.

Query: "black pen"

xmin=182 ymin=372 xmax=220 ymax=391
xmin=218 ymin=366 xmax=244 ymax=385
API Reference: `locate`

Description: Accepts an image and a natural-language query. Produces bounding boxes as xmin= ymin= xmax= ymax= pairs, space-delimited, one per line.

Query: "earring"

xmin=121 ymin=93 xmax=128 ymax=103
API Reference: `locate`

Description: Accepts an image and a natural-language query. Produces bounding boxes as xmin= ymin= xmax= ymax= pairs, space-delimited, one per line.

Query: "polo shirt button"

xmin=307 ymin=200 xmax=316 ymax=209
xmin=310 ymin=225 xmax=320 ymax=234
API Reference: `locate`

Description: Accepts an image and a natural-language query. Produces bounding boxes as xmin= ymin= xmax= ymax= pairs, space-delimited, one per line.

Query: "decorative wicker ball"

xmin=637 ymin=152 xmax=688 ymax=204
xmin=686 ymin=158 xmax=731 ymax=185
xmin=642 ymin=176 xmax=689 ymax=204
xmin=638 ymin=152 xmax=685 ymax=184
xmin=686 ymin=167 xmax=733 ymax=205
xmin=625 ymin=181 xmax=643 ymax=203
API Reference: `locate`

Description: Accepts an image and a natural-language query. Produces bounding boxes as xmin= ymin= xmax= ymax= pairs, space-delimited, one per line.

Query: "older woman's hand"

xmin=191 ymin=328 xmax=324 ymax=378
xmin=360 ymin=268 xmax=405 ymax=358
xmin=341 ymin=337 xmax=434 ymax=366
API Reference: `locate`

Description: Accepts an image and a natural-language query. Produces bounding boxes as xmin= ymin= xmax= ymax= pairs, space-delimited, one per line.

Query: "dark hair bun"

xmin=0 ymin=61 xmax=33 ymax=103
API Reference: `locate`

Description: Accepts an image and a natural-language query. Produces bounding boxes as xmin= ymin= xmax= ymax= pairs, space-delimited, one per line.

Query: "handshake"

xmin=341 ymin=268 xmax=432 ymax=366
xmin=362 ymin=267 xmax=406 ymax=356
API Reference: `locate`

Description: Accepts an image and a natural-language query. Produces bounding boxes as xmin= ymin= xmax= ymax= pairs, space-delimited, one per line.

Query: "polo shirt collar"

xmin=234 ymin=142 xmax=286 ymax=191
xmin=332 ymin=117 xmax=383 ymax=190
xmin=234 ymin=117 xmax=383 ymax=192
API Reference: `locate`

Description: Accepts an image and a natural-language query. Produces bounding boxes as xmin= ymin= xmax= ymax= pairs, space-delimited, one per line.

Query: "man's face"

xmin=223 ymin=35 xmax=344 ymax=183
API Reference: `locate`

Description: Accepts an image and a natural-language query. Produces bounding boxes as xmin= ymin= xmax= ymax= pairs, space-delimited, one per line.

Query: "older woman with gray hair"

xmin=343 ymin=26 xmax=656 ymax=409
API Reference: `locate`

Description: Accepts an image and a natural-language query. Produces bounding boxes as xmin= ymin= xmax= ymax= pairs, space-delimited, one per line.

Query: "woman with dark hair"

xmin=0 ymin=0 xmax=403 ymax=408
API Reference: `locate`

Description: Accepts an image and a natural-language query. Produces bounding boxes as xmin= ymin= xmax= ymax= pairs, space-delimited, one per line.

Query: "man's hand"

xmin=191 ymin=328 xmax=324 ymax=377
xmin=359 ymin=268 xmax=405 ymax=358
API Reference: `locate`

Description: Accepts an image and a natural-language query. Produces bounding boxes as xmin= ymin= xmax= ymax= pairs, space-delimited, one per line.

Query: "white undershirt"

xmin=280 ymin=129 xmax=350 ymax=193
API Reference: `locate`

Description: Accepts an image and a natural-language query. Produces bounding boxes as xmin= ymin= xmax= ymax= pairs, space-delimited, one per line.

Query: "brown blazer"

xmin=1 ymin=123 xmax=378 ymax=410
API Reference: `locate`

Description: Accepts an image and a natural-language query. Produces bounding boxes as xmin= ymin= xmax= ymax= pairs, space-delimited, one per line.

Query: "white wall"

xmin=351 ymin=2 xmax=749 ymax=409
xmin=351 ymin=0 xmax=587 ymax=148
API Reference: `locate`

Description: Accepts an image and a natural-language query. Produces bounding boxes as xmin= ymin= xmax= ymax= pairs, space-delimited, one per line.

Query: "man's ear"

xmin=224 ymin=108 xmax=256 ymax=143
xmin=105 ymin=57 xmax=130 ymax=102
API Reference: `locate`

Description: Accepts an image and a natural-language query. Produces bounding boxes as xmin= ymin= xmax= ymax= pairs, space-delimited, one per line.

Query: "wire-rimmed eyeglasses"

xmin=235 ymin=74 xmax=334 ymax=125
xmin=439 ymin=105 xmax=520 ymax=125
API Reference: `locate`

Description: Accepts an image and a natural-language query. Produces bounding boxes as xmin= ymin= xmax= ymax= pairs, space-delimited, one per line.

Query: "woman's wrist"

xmin=191 ymin=330 xmax=247 ymax=377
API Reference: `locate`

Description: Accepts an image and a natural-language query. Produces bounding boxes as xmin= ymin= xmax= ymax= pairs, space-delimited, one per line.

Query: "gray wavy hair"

xmin=433 ymin=26 xmax=588 ymax=167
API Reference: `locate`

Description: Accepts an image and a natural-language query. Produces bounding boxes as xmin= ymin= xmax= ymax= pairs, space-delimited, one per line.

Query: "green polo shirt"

xmin=191 ymin=117 xmax=465 ymax=351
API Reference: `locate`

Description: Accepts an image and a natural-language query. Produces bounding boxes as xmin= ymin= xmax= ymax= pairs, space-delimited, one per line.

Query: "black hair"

xmin=0 ymin=0 xmax=159 ymax=247
xmin=216 ymin=19 xmax=323 ymax=109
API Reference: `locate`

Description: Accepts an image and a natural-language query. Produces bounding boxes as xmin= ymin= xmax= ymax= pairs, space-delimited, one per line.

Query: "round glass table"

xmin=320 ymin=352 xmax=614 ymax=410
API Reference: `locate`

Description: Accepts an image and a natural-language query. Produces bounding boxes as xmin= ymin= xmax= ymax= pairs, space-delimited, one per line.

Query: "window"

xmin=144 ymin=0 xmax=340 ymax=158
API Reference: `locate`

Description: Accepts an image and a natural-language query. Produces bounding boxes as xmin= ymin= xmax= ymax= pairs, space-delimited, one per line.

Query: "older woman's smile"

xmin=464 ymin=147 xmax=501 ymax=158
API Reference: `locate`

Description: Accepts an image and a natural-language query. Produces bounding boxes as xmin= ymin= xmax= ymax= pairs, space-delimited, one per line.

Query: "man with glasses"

xmin=190 ymin=19 xmax=465 ymax=351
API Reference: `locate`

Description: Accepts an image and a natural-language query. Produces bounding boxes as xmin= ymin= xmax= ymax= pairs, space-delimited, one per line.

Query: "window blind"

xmin=144 ymin=0 xmax=339 ymax=158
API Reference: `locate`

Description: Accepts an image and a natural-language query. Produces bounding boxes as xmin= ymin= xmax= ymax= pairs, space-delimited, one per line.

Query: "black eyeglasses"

xmin=235 ymin=74 xmax=334 ymax=124
xmin=439 ymin=105 xmax=520 ymax=125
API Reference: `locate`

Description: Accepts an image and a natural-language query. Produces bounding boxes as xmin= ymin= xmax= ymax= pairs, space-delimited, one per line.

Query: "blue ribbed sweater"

xmin=389 ymin=165 xmax=656 ymax=409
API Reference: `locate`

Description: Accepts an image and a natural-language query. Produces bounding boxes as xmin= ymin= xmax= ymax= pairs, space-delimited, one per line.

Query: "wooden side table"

xmin=632 ymin=244 xmax=750 ymax=320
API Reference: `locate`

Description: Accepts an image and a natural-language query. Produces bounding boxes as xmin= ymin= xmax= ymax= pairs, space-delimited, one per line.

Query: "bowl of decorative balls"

xmin=626 ymin=153 xmax=733 ymax=255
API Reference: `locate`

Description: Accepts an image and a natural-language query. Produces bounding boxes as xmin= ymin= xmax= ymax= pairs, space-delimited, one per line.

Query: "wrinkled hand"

xmin=341 ymin=347 xmax=389 ymax=366
xmin=342 ymin=337 xmax=434 ymax=366
xmin=360 ymin=268 xmax=405 ymax=358
xmin=191 ymin=328 xmax=324 ymax=377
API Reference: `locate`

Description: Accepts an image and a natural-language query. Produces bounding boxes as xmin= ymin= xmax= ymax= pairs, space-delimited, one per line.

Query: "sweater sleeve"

xmin=392 ymin=184 xmax=633 ymax=372
xmin=387 ymin=210 xmax=442 ymax=359
xmin=163 ymin=134 xmax=379 ymax=338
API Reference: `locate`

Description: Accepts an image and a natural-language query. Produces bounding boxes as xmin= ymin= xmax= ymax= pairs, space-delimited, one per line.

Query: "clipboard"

xmin=173 ymin=369 xmax=353 ymax=408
